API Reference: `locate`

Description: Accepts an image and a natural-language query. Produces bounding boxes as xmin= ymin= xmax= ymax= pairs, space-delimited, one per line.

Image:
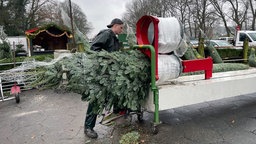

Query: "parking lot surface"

xmin=1 ymin=89 xmax=256 ymax=144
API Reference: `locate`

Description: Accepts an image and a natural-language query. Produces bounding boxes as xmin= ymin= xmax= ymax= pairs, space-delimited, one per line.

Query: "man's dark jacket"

xmin=90 ymin=29 xmax=121 ymax=52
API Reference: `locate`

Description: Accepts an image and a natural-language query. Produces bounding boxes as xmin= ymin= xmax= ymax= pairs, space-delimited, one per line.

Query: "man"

xmin=84 ymin=18 xmax=124 ymax=139
xmin=90 ymin=18 xmax=124 ymax=52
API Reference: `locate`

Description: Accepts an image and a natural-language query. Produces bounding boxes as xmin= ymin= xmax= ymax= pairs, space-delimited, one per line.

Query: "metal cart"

xmin=0 ymin=77 xmax=21 ymax=103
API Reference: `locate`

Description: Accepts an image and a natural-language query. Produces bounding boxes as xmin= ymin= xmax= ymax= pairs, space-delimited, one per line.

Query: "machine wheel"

xmin=151 ymin=125 xmax=159 ymax=135
xmin=15 ymin=94 xmax=20 ymax=103
xmin=137 ymin=112 xmax=144 ymax=123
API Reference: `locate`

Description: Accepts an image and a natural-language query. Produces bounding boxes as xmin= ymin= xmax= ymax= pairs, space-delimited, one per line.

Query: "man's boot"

xmin=84 ymin=128 xmax=98 ymax=139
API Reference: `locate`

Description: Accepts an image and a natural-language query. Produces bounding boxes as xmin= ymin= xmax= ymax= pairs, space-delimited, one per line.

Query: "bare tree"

xmin=122 ymin=0 xmax=151 ymax=29
xmin=169 ymin=0 xmax=191 ymax=37
xmin=148 ymin=0 xmax=173 ymax=17
xmin=248 ymin=0 xmax=256 ymax=30
xmin=25 ymin=0 xmax=51 ymax=29
xmin=123 ymin=0 xmax=254 ymax=40
xmin=36 ymin=1 xmax=61 ymax=25
xmin=226 ymin=0 xmax=249 ymax=30
xmin=60 ymin=0 xmax=92 ymax=36
xmin=210 ymin=0 xmax=232 ymax=36
xmin=193 ymin=0 xmax=208 ymax=36
xmin=35 ymin=0 xmax=92 ymax=37
xmin=123 ymin=0 xmax=180 ymax=32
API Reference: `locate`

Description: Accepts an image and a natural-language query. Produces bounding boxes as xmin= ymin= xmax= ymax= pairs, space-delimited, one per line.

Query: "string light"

xmin=26 ymin=29 xmax=72 ymax=38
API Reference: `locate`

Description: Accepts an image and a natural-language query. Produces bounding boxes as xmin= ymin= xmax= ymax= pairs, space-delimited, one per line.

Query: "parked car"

xmin=189 ymin=40 xmax=199 ymax=48
xmin=218 ymin=37 xmax=234 ymax=44
xmin=189 ymin=40 xmax=206 ymax=48
xmin=205 ymin=40 xmax=234 ymax=48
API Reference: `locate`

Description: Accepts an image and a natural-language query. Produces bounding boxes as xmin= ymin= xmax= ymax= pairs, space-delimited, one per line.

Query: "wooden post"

xmin=69 ymin=0 xmax=76 ymax=52
xmin=13 ymin=41 xmax=16 ymax=68
xmin=243 ymin=38 xmax=249 ymax=63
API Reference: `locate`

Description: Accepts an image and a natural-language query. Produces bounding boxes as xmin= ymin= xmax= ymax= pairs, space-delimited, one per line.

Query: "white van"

xmin=234 ymin=30 xmax=256 ymax=46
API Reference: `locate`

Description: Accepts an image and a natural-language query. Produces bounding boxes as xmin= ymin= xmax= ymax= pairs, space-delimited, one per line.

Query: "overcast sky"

xmin=68 ymin=0 xmax=132 ymax=38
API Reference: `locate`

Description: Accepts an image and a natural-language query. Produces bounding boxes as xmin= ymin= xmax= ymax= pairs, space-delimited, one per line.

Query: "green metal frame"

xmin=133 ymin=45 xmax=160 ymax=125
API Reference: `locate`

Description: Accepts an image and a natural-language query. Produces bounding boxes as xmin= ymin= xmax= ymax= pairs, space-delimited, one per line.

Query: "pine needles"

xmin=29 ymin=50 xmax=151 ymax=114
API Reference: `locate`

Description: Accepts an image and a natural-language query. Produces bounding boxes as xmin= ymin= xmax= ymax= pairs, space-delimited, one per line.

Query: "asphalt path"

xmin=1 ymin=89 xmax=256 ymax=144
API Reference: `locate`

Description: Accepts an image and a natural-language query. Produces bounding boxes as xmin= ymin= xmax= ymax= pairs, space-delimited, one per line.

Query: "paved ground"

xmin=0 ymin=89 xmax=113 ymax=144
xmin=1 ymin=89 xmax=256 ymax=144
xmin=143 ymin=92 xmax=256 ymax=144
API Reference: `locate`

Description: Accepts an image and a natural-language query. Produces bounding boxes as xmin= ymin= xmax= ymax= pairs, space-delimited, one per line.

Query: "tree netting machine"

xmin=134 ymin=15 xmax=213 ymax=134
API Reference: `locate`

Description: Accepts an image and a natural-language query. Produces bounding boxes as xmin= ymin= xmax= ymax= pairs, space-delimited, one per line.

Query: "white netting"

xmin=155 ymin=17 xmax=186 ymax=82
xmin=0 ymin=25 xmax=7 ymax=41
xmin=126 ymin=24 xmax=137 ymax=48
xmin=174 ymin=34 xmax=189 ymax=57
xmin=158 ymin=17 xmax=183 ymax=53
xmin=60 ymin=5 xmax=90 ymax=48
xmin=0 ymin=53 xmax=72 ymax=83
xmin=157 ymin=54 xmax=182 ymax=85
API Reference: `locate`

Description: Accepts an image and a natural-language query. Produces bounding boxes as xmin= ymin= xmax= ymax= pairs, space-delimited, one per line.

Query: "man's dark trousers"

xmin=84 ymin=103 xmax=97 ymax=129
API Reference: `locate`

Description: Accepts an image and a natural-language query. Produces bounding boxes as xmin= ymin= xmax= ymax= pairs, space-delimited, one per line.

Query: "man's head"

xmin=107 ymin=18 xmax=124 ymax=35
